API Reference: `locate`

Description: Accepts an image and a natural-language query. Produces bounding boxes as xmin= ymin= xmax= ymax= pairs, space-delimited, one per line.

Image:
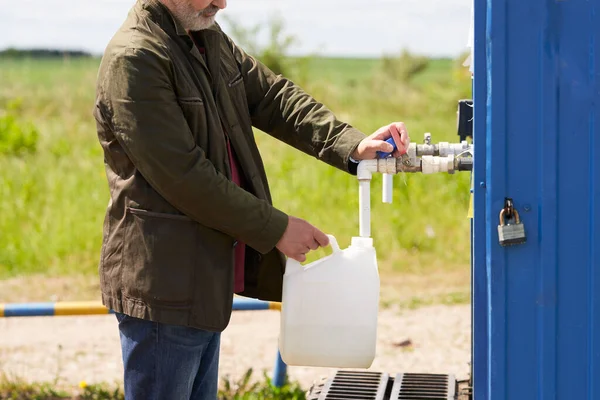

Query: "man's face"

xmin=169 ymin=0 xmax=227 ymax=31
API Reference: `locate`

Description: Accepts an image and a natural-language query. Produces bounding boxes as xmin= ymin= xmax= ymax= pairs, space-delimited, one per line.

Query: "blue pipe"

xmin=1 ymin=298 xmax=279 ymax=317
xmin=232 ymin=298 xmax=273 ymax=311
xmin=272 ymin=349 xmax=287 ymax=388
xmin=2 ymin=302 xmax=57 ymax=317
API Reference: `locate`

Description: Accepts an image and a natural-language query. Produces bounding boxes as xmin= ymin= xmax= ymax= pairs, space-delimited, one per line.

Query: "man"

xmin=93 ymin=0 xmax=410 ymax=398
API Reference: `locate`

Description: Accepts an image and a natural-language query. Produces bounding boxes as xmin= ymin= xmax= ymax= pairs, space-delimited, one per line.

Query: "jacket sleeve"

xmin=101 ymin=47 xmax=288 ymax=254
xmin=222 ymin=34 xmax=367 ymax=174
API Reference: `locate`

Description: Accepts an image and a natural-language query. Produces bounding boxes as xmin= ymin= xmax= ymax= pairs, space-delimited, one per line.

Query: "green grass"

xmin=0 ymin=369 xmax=305 ymax=400
xmin=294 ymin=56 xmax=380 ymax=86
xmin=0 ymin=54 xmax=472 ymax=286
xmin=0 ymin=57 xmax=106 ymax=277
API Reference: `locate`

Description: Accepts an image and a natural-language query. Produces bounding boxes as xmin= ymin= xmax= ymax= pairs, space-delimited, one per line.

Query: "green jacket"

xmin=93 ymin=0 xmax=366 ymax=331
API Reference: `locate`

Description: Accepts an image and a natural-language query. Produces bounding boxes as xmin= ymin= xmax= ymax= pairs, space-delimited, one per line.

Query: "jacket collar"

xmin=139 ymin=0 xmax=222 ymax=87
xmin=140 ymin=0 xmax=188 ymax=37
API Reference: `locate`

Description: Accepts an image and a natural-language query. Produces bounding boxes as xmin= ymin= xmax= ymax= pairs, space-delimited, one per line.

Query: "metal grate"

xmin=390 ymin=373 xmax=456 ymax=400
xmin=317 ymin=370 xmax=389 ymax=400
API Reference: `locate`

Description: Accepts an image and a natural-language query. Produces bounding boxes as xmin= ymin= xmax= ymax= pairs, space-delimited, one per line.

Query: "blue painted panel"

xmin=479 ymin=0 xmax=600 ymax=398
xmin=536 ymin=3 xmax=560 ymax=400
xmin=485 ymin=0 xmax=508 ymax=398
xmin=503 ymin=4 xmax=544 ymax=400
xmin=472 ymin=0 xmax=489 ymax=398
xmin=555 ymin=2 xmax=600 ymax=399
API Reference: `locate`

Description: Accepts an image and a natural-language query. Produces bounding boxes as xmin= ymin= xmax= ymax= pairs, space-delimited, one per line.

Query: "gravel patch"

xmin=0 ymin=304 xmax=470 ymax=390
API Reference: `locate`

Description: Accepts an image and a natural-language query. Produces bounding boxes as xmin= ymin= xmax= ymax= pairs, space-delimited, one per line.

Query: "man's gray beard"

xmin=170 ymin=1 xmax=218 ymax=31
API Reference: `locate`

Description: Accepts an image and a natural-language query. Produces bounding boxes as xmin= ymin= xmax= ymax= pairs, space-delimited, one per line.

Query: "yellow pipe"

xmin=269 ymin=302 xmax=282 ymax=311
xmin=54 ymin=301 xmax=111 ymax=316
xmin=0 ymin=303 xmax=4 ymax=317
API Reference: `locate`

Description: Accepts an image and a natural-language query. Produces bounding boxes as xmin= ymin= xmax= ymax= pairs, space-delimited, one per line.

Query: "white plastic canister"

xmin=278 ymin=235 xmax=380 ymax=368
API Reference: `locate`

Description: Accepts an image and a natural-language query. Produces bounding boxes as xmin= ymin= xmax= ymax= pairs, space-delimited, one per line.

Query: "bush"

xmin=219 ymin=369 xmax=306 ymax=400
xmin=221 ymin=14 xmax=298 ymax=76
xmin=0 ymin=99 xmax=39 ymax=156
xmin=0 ymin=376 xmax=69 ymax=400
xmin=77 ymin=383 xmax=123 ymax=400
xmin=381 ymin=49 xmax=430 ymax=83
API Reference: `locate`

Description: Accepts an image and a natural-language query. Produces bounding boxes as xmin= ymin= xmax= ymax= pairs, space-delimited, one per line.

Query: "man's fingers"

xmin=370 ymin=124 xmax=389 ymax=140
xmin=314 ymin=229 xmax=329 ymax=247
xmin=400 ymin=126 xmax=410 ymax=148
xmin=277 ymin=216 xmax=333 ymax=263
xmin=400 ymin=125 xmax=409 ymax=144
xmin=394 ymin=122 xmax=409 ymax=155
xmin=372 ymin=140 xmax=394 ymax=153
xmin=372 ymin=123 xmax=407 ymax=152
xmin=295 ymin=253 xmax=307 ymax=263
xmin=390 ymin=123 xmax=402 ymax=149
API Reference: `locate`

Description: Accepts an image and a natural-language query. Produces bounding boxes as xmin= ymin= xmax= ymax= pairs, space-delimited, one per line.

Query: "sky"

xmin=1 ymin=0 xmax=473 ymax=58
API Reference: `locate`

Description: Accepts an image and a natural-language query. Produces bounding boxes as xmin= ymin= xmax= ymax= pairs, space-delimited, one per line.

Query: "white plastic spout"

xmin=356 ymin=159 xmax=398 ymax=237
xmin=359 ymin=180 xmax=371 ymax=238
xmin=382 ymin=173 xmax=393 ymax=203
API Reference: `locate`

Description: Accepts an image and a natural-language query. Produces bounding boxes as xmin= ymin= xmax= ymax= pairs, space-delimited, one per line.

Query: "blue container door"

xmin=473 ymin=0 xmax=600 ymax=399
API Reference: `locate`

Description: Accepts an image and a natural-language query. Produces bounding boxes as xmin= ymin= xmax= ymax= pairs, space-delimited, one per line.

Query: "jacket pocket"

xmin=177 ymin=97 xmax=207 ymax=144
xmin=227 ymin=73 xmax=243 ymax=88
xmin=177 ymin=97 xmax=204 ymax=105
xmin=225 ymin=73 xmax=253 ymax=132
xmin=122 ymin=207 xmax=197 ymax=307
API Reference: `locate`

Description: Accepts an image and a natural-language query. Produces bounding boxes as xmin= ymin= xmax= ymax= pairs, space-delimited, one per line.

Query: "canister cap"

xmin=351 ymin=237 xmax=373 ymax=248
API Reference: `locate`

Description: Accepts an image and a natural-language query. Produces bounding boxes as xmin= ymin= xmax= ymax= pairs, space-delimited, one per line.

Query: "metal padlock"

xmin=498 ymin=209 xmax=526 ymax=246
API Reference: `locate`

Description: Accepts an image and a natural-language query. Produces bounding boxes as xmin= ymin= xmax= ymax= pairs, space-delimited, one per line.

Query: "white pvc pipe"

xmin=359 ymin=180 xmax=371 ymax=238
xmin=382 ymin=173 xmax=393 ymax=203
xmin=356 ymin=160 xmax=378 ymax=179
xmin=356 ymin=159 xmax=398 ymax=237
xmin=357 ymin=160 xmax=376 ymax=238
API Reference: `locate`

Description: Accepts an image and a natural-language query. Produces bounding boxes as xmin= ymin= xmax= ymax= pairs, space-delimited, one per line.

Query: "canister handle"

xmin=327 ymin=234 xmax=341 ymax=252
xmin=284 ymin=234 xmax=341 ymax=274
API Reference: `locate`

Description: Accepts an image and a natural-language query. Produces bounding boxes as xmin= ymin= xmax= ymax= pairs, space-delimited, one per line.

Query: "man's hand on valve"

xmin=351 ymin=122 xmax=411 ymax=160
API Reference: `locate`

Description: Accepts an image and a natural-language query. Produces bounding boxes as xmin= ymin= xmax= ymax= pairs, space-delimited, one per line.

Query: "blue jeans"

xmin=115 ymin=313 xmax=221 ymax=400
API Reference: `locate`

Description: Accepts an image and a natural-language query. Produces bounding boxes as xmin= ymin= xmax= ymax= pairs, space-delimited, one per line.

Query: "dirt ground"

xmin=0 ymin=304 xmax=471 ymax=391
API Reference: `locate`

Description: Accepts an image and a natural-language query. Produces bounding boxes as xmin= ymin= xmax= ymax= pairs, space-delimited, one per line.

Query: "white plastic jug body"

xmin=279 ymin=236 xmax=380 ymax=368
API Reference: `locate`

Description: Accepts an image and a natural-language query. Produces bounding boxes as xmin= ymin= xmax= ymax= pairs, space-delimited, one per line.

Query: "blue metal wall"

xmin=473 ymin=0 xmax=600 ymax=399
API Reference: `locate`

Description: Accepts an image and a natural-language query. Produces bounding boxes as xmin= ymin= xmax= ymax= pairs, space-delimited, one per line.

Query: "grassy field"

xmin=0 ymin=53 xmax=472 ymax=398
xmin=0 ymin=53 xmax=472 ymax=307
